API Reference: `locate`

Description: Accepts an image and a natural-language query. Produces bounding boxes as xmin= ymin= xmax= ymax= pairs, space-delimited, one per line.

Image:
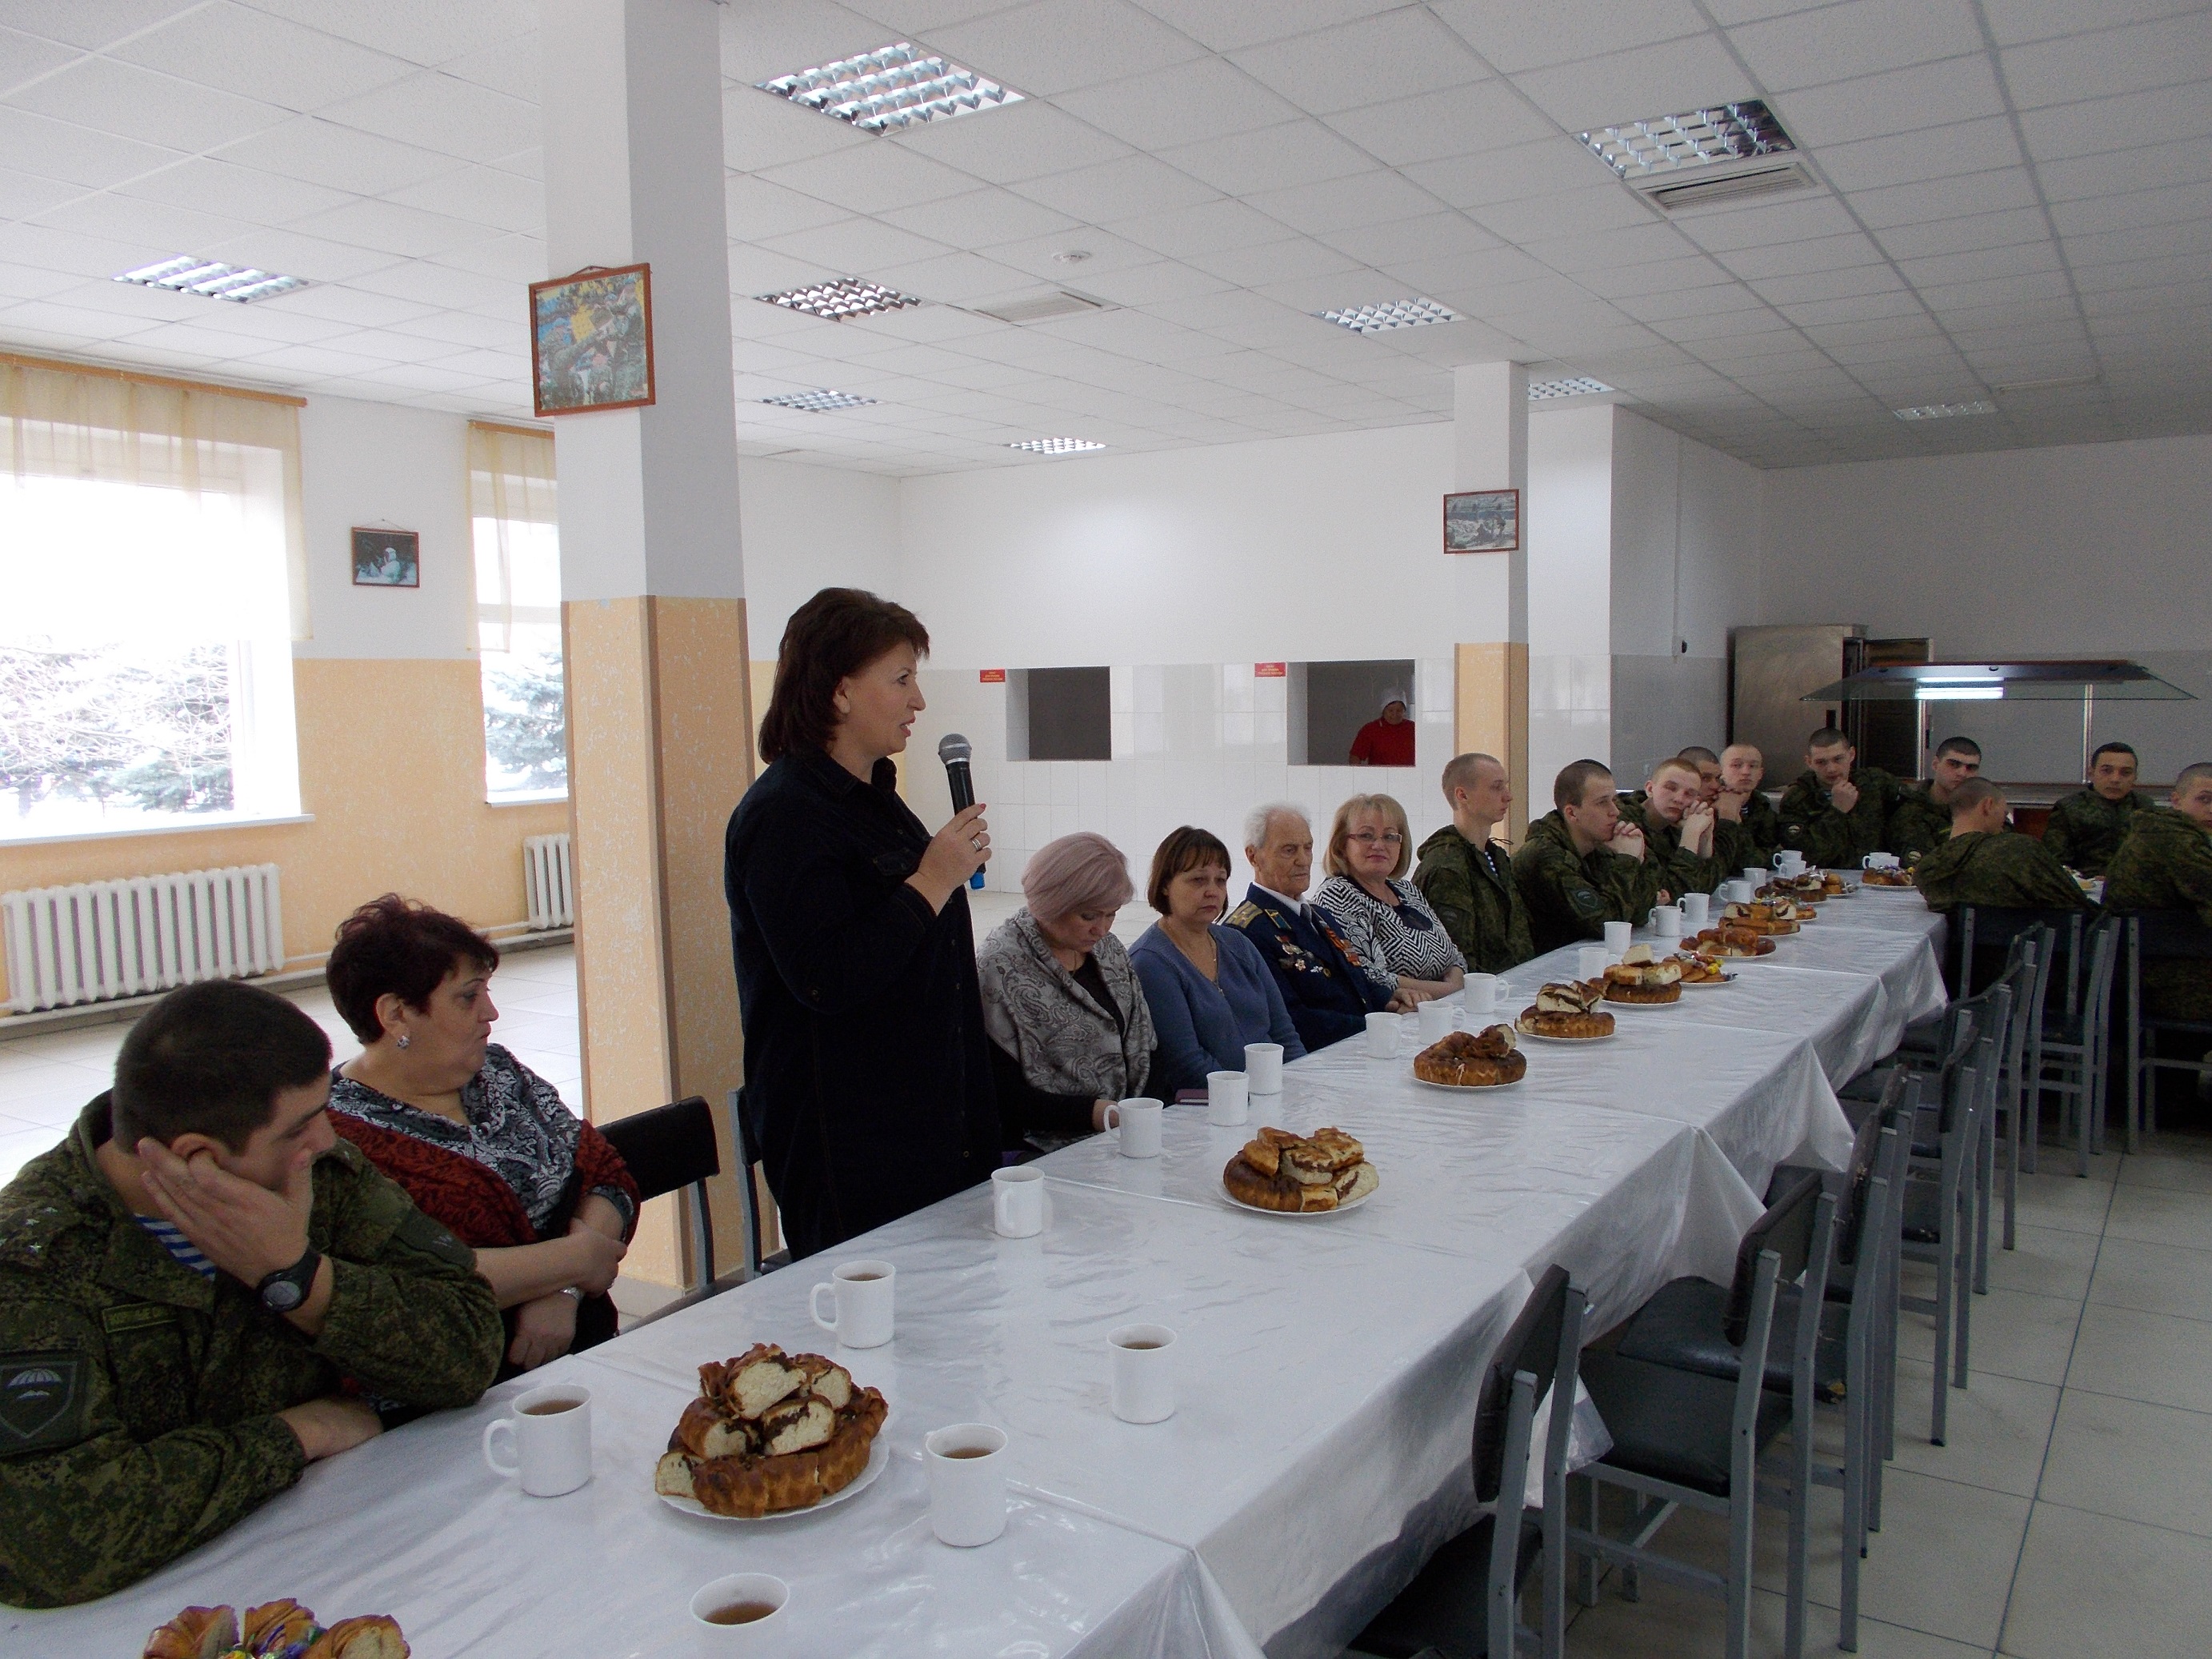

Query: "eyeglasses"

xmin=1348 ymin=830 xmax=1403 ymax=846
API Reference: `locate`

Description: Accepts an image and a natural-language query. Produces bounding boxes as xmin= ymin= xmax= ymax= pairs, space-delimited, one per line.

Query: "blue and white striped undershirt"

xmin=134 ymin=1215 xmax=217 ymax=1279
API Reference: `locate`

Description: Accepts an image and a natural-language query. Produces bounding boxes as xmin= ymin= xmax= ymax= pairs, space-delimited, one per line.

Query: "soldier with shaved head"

xmin=1909 ymin=778 xmax=2088 ymax=914
xmin=2103 ymin=762 xmax=2212 ymax=1024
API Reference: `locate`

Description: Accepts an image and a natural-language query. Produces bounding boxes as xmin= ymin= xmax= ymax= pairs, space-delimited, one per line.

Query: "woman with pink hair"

xmin=977 ymin=833 xmax=1156 ymax=1155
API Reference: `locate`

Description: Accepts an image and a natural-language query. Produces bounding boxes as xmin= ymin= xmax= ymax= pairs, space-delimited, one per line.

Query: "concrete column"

xmin=540 ymin=0 xmax=753 ymax=1289
xmin=1450 ymin=362 xmax=1532 ymax=839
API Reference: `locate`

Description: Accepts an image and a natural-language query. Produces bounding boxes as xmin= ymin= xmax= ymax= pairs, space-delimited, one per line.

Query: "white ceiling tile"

xmin=1509 ymin=36 xmax=1756 ymax=133
xmin=1813 ymin=117 xmax=2026 ymax=193
xmin=112 ymin=156 xmax=354 ymax=226
xmin=725 ymin=172 xmax=853 ymax=242
xmin=727 ymin=238 xmax=865 ymax=296
xmin=434 ymin=35 xmax=538 ymax=102
xmin=2017 ymin=82 xmax=2212 ymax=164
xmin=1774 ymin=290 xmax=1925 ymax=325
xmin=1897 ymin=242 xmax=2065 ymax=289
xmin=289 ymin=196 xmax=501 ymax=258
xmin=2066 ymin=217 xmax=2212 ymax=267
xmin=384 ymin=164 xmax=542 ymax=234
xmin=1728 ymin=0 xmax=1985 ymax=90
xmin=30 ymin=192 xmax=254 ymax=254
xmin=1106 ymin=196 xmax=1289 ymax=258
xmin=435 ymin=233 xmax=544 ymax=284
xmin=1319 ymin=79 xmax=1558 ymax=170
xmin=1402 ymin=135 xmax=1615 ymax=211
xmin=1243 ymin=170 xmax=1439 ymax=236
xmin=1430 ymin=0 xmax=1710 ymax=74
xmin=1155 ymin=120 xmax=1376 ymax=196
xmin=858 ymin=248 xmax=1042 ymax=302
xmin=0 ymin=166 xmax=86 ymax=220
xmin=1849 ymin=168 xmax=2042 ymax=227
xmin=718 ymin=2 xmax=906 ymax=86
xmin=978 ymin=226 xmax=1163 ymax=280
xmin=1716 ymin=233 xmax=1888 ymax=281
xmin=0 ymin=103 xmax=184 ymax=190
xmin=1576 ymin=252 xmax=1735 ymax=297
xmin=723 ymin=82 xmax=878 ymax=174
xmin=235 ymin=0 xmax=535 ymax=68
xmin=1179 ymin=234 xmax=1362 ymax=286
xmin=1916 ymin=270 xmax=2075 ymax=310
xmin=242 ymin=281 xmax=430 ymax=327
xmin=0 ymin=25 xmax=79 ymax=94
xmin=0 ymin=218 xmax=178 ymax=279
xmin=1316 ymin=212 xmax=1501 ymax=270
xmin=2000 ymin=12 xmax=2212 ymax=109
xmin=214 ymin=116 xmax=462 ymax=194
xmin=1466 ymin=185 xmax=1655 ymax=243
xmin=1059 ymin=259 xmax=1231 ymax=306
xmin=755 ymin=215 xmax=954 ymax=278
xmin=117 ymin=2 xmax=416 ymax=113
xmin=9 ymin=54 xmax=287 ymax=152
xmin=886 ymin=98 xmax=1133 ymax=184
xmin=756 ymin=135 xmax=980 ymax=215
xmin=1228 ymin=9 xmax=1490 ymax=116
xmin=384 ymin=307 xmax=522 ymax=348
xmin=1054 ymin=56 xmax=1302 ymax=150
xmin=879 ymin=186 xmax=1083 ymax=249
xmin=198 ymin=225 xmax=407 ymax=282
xmin=1010 ymin=151 xmax=1219 ymax=218
xmin=318 ymin=70 xmax=537 ymax=164
xmin=1873 ymin=207 xmax=2051 ymax=259
xmin=1982 ymin=0 xmax=2207 ymax=48
xmin=0 ymin=1 xmax=202 ymax=50
xmin=2046 ymin=178 xmax=2212 ymax=234
xmin=926 ymin=0 xmax=1206 ymax=98
xmin=1517 ymin=221 xmax=1693 ymax=274
xmin=2038 ymin=142 xmax=2212 ymax=202
xmin=342 ymin=257 xmax=516 ymax=310
xmin=1769 ymin=55 xmax=2006 ymax=150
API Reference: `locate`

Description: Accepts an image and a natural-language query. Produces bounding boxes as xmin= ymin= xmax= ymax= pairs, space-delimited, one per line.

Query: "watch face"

xmin=262 ymin=1277 xmax=306 ymax=1313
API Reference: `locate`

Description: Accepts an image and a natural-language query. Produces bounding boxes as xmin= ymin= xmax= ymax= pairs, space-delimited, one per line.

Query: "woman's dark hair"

xmin=1146 ymin=826 xmax=1232 ymax=914
xmin=326 ymin=894 xmax=501 ymax=1045
xmin=758 ymin=587 xmax=931 ymax=762
xmin=113 ymin=979 xmax=331 ymax=1151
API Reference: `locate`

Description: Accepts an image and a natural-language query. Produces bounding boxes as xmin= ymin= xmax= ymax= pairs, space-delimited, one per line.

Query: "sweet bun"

xmin=660 ymin=1356 xmax=890 ymax=1517
xmin=1223 ymin=1126 xmax=1376 ymax=1210
xmin=300 ymin=1617 xmax=409 ymax=1659
xmin=244 ymin=1599 xmax=318 ymax=1657
xmin=1515 ymin=980 xmax=1615 ymax=1038
xmin=1414 ymin=1025 xmax=1528 ymax=1085
xmin=1603 ymin=944 xmax=1683 ymax=1003
xmin=143 ymin=1608 xmax=240 ymax=1659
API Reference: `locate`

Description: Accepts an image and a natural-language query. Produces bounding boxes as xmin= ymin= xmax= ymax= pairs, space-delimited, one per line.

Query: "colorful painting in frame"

xmin=1442 ymin=489 xmax=1519 ymax=554
xmin=529 ymin=262 xmax=655 ymax=417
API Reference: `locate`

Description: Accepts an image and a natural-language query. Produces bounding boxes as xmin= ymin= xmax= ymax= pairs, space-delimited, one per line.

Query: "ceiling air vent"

xmin=1580 ymin=102 xmax=1813 ymax=215
xmin=1631 ymin=155 xmax=1814 ymax=213
xmin=974 ymin=290 xmax=1106 ymax=325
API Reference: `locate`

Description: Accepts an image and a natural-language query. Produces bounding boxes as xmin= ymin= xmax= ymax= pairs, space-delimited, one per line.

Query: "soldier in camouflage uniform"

xmin=1413 ymin=752 xmax=1534 ymax=974
xmin=1513 ymin=760 xmax=1669 ymax=955
xmin=2042 ymin=741 xmax=2158 ymax=877
xmin=1910 ymin=780 xmax=2090 ymax=915
xmin=1616 ymin=758 xmax=1729 ymax=899
xmin=1713 ymin=743 xmax=1782 ymax=872
xmin=1886 ymin=735 xmax=1982 ymax=861
xmin=2102 ymin=763 xmax=2212 ymax=1021
xmin=0 ymin=981 xmax=504 ymax=1608
xmin=1780 ymin=728 xmax=1900 ymax=869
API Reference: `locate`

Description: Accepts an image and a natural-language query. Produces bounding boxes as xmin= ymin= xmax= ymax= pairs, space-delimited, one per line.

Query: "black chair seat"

xmin=1579 ymin=1350 xmax=1790 ymax=1498
xmin=1352 ymin=1513 xmax=1543 ymax=1659
xmin=1609 ymin=1277 xmax=1847 ymax=1398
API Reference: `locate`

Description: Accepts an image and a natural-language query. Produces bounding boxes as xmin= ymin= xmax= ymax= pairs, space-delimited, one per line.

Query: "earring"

xmin=396 ymin=1033 xmax=411 ymax=1050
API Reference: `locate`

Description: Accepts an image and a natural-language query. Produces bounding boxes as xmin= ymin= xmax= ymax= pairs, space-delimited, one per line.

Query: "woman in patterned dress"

xmin=324 ymin=896 xmax=638 ymax=1376
xmin=1313 ymin=794 xmax=1467 ymax=1006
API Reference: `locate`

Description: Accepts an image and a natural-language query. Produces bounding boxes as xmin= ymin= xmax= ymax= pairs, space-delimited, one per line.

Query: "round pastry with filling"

xmin=1413 ymin=1024 xmax=1528 ymax=1085
xmin=1222 ymin=1125 xmax=1376 ymax=1210
xmin=1695 ymin=925 xmax=1777 ymax=957
xmin=1603 ymin=944 xmax=1684 ymax=1004
xmin=1516 ymin=980 xmax=1616 ymax=1038
xmin=654 ymin=1345 xmax=890 ymax=1517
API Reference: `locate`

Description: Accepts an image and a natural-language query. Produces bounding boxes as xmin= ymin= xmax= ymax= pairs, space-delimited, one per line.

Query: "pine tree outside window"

xmin=469 ymin=422 xmax=565 ymax=803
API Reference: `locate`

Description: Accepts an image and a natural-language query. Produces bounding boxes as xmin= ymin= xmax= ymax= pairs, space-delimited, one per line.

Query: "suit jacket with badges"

xmin=1227 ymin=886 xmax=1391 ymax=1052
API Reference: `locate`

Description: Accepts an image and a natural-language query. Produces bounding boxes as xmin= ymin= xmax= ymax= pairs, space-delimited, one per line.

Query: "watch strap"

xmin=256 ymin=1245 xmax=321 ymax=1310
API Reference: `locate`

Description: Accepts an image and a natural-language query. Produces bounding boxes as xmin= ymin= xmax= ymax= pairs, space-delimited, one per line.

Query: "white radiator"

xmin=523 ymin=833 xmax=574 ymax=930
xmin=1 ymin=864 xmax=285 ymax=1015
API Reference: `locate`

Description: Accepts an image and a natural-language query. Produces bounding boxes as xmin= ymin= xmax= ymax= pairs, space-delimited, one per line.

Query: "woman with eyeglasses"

xmin=1314 ymin=794 xmax=1467 ymax=1006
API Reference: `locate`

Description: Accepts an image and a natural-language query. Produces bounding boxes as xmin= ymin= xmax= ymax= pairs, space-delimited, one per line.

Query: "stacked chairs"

xmin=1352 ymin=1265 xmax=1589 ymax=1659
xmin=2118 ymin=910 xmax=2212 ymax=1152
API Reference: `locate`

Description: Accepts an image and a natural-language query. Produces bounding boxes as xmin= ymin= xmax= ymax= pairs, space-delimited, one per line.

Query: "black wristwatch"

xmin=257 ymin=1246 xmax=322 ymax=1313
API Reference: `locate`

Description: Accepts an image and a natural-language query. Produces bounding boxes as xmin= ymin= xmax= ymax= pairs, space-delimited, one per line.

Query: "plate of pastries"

xmin=1693 ymin=924 xmax=1778 ymax=957
xmin=143 ymin=1601 xmax=405 ymax=1659
xmin=1515 ymin=979 xmax=1616 ymax=1040
xmin=1764 ymin=870 xmax=1855 ymax=901
xmin=1720 ymin=898 xmax=1806 ymax=934
xmin=1602 ymin=945 xmax=1683 ymax=1007
xmin=1670 ymin=952 xmax=1738 ymax=987
xmin=655 ymin=1345 xmax=891 ymax=1519
xmin=1862 ymin=865 xmax=1917 ymax=889
xmin=1413 ymin=1023 xmax=1529 ymax=1086
xmin=1222 ymin=1125 xmax=1378 ymax=1213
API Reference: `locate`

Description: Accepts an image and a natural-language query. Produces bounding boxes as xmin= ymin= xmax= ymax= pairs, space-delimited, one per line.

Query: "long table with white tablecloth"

xmin=9 ymin=885 xmax=1947 ymax=1659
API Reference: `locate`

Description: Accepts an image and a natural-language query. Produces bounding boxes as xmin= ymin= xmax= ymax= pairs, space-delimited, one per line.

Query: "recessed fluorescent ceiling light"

xmin=114 ymin=255 xmax=306 ymax=303
xmin=1578 ymin=101 xmax=1794 ymax=181
xmin=1528 ymin=376 xmax=1614 ymax=400
xmin=758 ymin=278 xmax=920 ymax=320
xmin=1893 ymin=401 xmax=1995 ymax=421
xmin=1318 ymin=298 xmax=1457 ymax=334
xmin=1993 ymin=374 xmax=2098 ymax=394
xmin=1007 ymin=438 xmax=1106 ymax=454
xmin=761 ymin=388 xmax=877 ymax=412
xmin=758 ymin=42 xmax=1021 ymax=134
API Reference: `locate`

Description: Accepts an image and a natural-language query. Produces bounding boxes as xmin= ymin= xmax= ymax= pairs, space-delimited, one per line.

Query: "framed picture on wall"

xmin=529 ymin=262 xmax=655 ymax=417
xmin=1443 ymin=489 xmax=1519 ymax=554
xmin=350 ymin=527 xmax=419 ymax=588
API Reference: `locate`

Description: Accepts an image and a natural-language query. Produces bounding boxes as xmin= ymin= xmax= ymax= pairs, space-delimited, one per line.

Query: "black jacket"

xmin=1226 ymin=885 xmax=1390 ymax=1051
xmin=724 ymin=749 xmax=997 ymax=1259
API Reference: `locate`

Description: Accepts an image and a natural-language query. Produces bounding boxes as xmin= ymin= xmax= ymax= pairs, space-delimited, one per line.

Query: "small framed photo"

xmin=351 ymin=527 xmax=419 ymax=588
xmin=1443 ymin=489 xmax=1520 ymax=554
xmin=529 ymin=262 xmax=655 ymax=417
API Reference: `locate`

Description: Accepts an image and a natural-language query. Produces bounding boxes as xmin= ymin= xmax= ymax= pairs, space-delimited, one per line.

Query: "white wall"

xmin=735 ymin=454 xmax=902 ymax=659
xmin=1761 ymin=433 xmax=2212 ymax=782
xmin=1527 ymin=403 xmax=1614 ymax=798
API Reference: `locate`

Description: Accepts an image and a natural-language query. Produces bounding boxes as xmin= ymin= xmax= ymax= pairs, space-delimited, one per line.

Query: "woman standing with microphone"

xmin=724 ymin=588 xmax=998 ymax=1258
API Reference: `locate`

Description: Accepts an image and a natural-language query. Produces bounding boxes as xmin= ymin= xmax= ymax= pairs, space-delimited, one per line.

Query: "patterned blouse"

xmin=328 ymin=1045 xmax=636 ymax=1241
xmin=1313 ymin=875 xmax=1467 ymax=993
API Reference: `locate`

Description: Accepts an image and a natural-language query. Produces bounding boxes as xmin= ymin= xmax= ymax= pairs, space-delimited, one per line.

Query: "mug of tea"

xmin=1863 ymin=852 xmax=1900 ymax=871
xmin=690 ymin=1571 xmax=788 ymax=1645
xmin=1206 ymin=1070 xmax=1249 ymax=1127
xmin=1464 ymin=973 xmax=1498 ymax=1013
xmin=1772 ymin=850 xmax=1806 ymax=875
xmin=810 ymin=1259 xmax=895 ymax=1349
xmin=1602 ymin=921 xmax=1633 ymax=957
xmin=1110 ymin=1324 xmax=1176 ymax=1424
xmin=1244 ymin=1043 xmax=1284 ymax=1094
xmin=1106 ymin=1097 xmax=1163 ymax=1158
xmin=1365 ymin=1010 xmax=1399 ymax=1058
xmin=991 ymin=1165 xmax=1045 ymax=1238
xmin=1648 ymin=905 xmax=1682 ymax=938
xmin=482 ymin=1384 xmax=593 ymax=1497
xmin=1417 ymin=998 xmax=1456 ymax=1041
xmin=1681 ymin=892 xmax=1710 ymax=929
xmin=925 ymin=1423 xmax=1009 ymax=1547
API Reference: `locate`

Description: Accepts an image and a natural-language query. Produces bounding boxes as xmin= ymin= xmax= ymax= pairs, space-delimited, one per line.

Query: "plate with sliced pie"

xmin=1670 ymin=953 xmax=1738 ymax=988
xmin=1222 ymin=1126 xmax=1378 ymax=1215
xmin=1600 ymin=945 xmax=1685 ymax=1008
xmin=654 ymin=1345 xmax=892 ymax=1521
xmin=1514 ymin=980 xmax=1616 ymax=1041
xmin=1413 ymin=1024 xmax=1530 ymax=1086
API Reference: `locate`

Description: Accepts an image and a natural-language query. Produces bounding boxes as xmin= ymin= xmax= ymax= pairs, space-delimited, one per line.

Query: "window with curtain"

xmin=469 ymin=422 xmax=565 ymax=803
xmin=0 ymin=355 xmax=306 ymax=842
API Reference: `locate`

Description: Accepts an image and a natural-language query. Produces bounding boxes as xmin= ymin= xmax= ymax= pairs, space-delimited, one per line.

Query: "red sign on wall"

xmin=979 ymin=668 xmax=1006 ymax=683
xmin=1254 ymin=662 xmax=1287 ymax=678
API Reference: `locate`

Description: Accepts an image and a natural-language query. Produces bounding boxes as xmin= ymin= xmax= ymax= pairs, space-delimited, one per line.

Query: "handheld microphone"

xmin=938 ymin=733 xmax=985 ymax=889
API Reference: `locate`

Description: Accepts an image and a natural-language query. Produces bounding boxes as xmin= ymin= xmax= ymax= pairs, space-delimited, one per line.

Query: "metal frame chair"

xmin=729 ymin=1087 xmax=793 ymax=1280
xmin=2036 ymin=914 xmax=2120 ymax=1174
xmin=596 ymin=1094 xmax=727 ymax=1331
xmin=1897 ymin=1020 xmax=1999 ymax=1445
xmin=2119 ymin=911 xmax=2212 ymax=1153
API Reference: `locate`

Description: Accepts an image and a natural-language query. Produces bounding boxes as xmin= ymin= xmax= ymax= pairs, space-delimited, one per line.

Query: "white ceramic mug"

xmin=1106 ymin=1097 xmax=1163 ymax=1158
xmin=1649 ymin=905 xmax=1682 ymax=937
xmin=1773 ymin=850 xmax=1806 ymax=874
xmin=1244 ymin=1043 xmax=1284 ymax=1094
xmin=810 ymin=1259 xmax=895 ymax=1349
xmin=1110 ymin=1324 xmax=1176 ymax=1424
xmin=991 ymin=1165 xmax=1044 ymax=1237
xmin=482 ymin=1383 xmax=593 ymax=1497
xmin=1418 ymin=998 xmax=1456 ymax=1041
xmin=1602 ymin=920 xmax=1633 ymax=957
xmin=1465 ymin=973 xmax=1498 ymax=1013
xmin=690 ymin=1572 xmax=790 ymax=1645
xmin=1681 ymin=892 xmax=1710 ymax=929
xmin=925 ymin=1423 xmax=1009 ymax=1547
xmin=1366 ymin=1010 xmax=1399 ymax=1057
xmin=1863 ymin=852 xmax=1900 ymax=871
xmin=1576 ymin=945 xmax=1609 ymax=981
xmin=1742 ymin=866 xmax=1766 ymax=891
xmin=1206 ymin=1070 xmax=1249 ymax=1127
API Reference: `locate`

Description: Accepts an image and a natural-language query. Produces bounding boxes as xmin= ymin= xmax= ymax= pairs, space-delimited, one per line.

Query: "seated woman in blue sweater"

xmin=1130 ymin=826 xmax=1306 ymax=1097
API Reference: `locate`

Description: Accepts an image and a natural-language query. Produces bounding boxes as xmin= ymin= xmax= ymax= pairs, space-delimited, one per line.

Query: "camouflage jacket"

xmin=1714 ymin=790 xmax=1782 ymax=874
xmin=1910 ymin=830 xmax=2089 ymax=916
xmin=1779 ymin=766 xmax=1900 ymax=869
xmin=1886 ymin=784 xmax=1954 ymax=861
xmin=0 ymin=1097 xmax=505 ymax=1608
xmin=1511 ymin=810 xmax=1666 ymax=956
xmin=2041 ymin=789 xmax=2156 ymax=877
xmin=1616 ymin=794 xmax=1730 ymax=898
xmin=1412 ymin=826 xmax=1535 ymax=976
xmin=2104 ymin=805 xmax=2212 ymax=1021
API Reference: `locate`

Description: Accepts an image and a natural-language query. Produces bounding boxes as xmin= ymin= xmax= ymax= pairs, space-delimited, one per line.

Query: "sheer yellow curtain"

xmin=0 ymin=353 xmax=309 ymax=640
xmin=467 ymin=421 xmax=558 ymax=654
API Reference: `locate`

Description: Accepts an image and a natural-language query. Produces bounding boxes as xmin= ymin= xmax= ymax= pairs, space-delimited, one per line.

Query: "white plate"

xmin=1602 ymin=994 xmax=1686 ymax=1012
xmin=1514 ymin=1027 xmax=1617 ymax=1044
xmin=1411 ymin=1073 xmax=1528 ymax=1089
xmin=658 ymin=1417 xmax=893 ymax=1523
xmin=1219 ymin=1181 xmax=1378 ymax=1217
xmin=1678 ymin=974 xmax=1738 ymax=989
